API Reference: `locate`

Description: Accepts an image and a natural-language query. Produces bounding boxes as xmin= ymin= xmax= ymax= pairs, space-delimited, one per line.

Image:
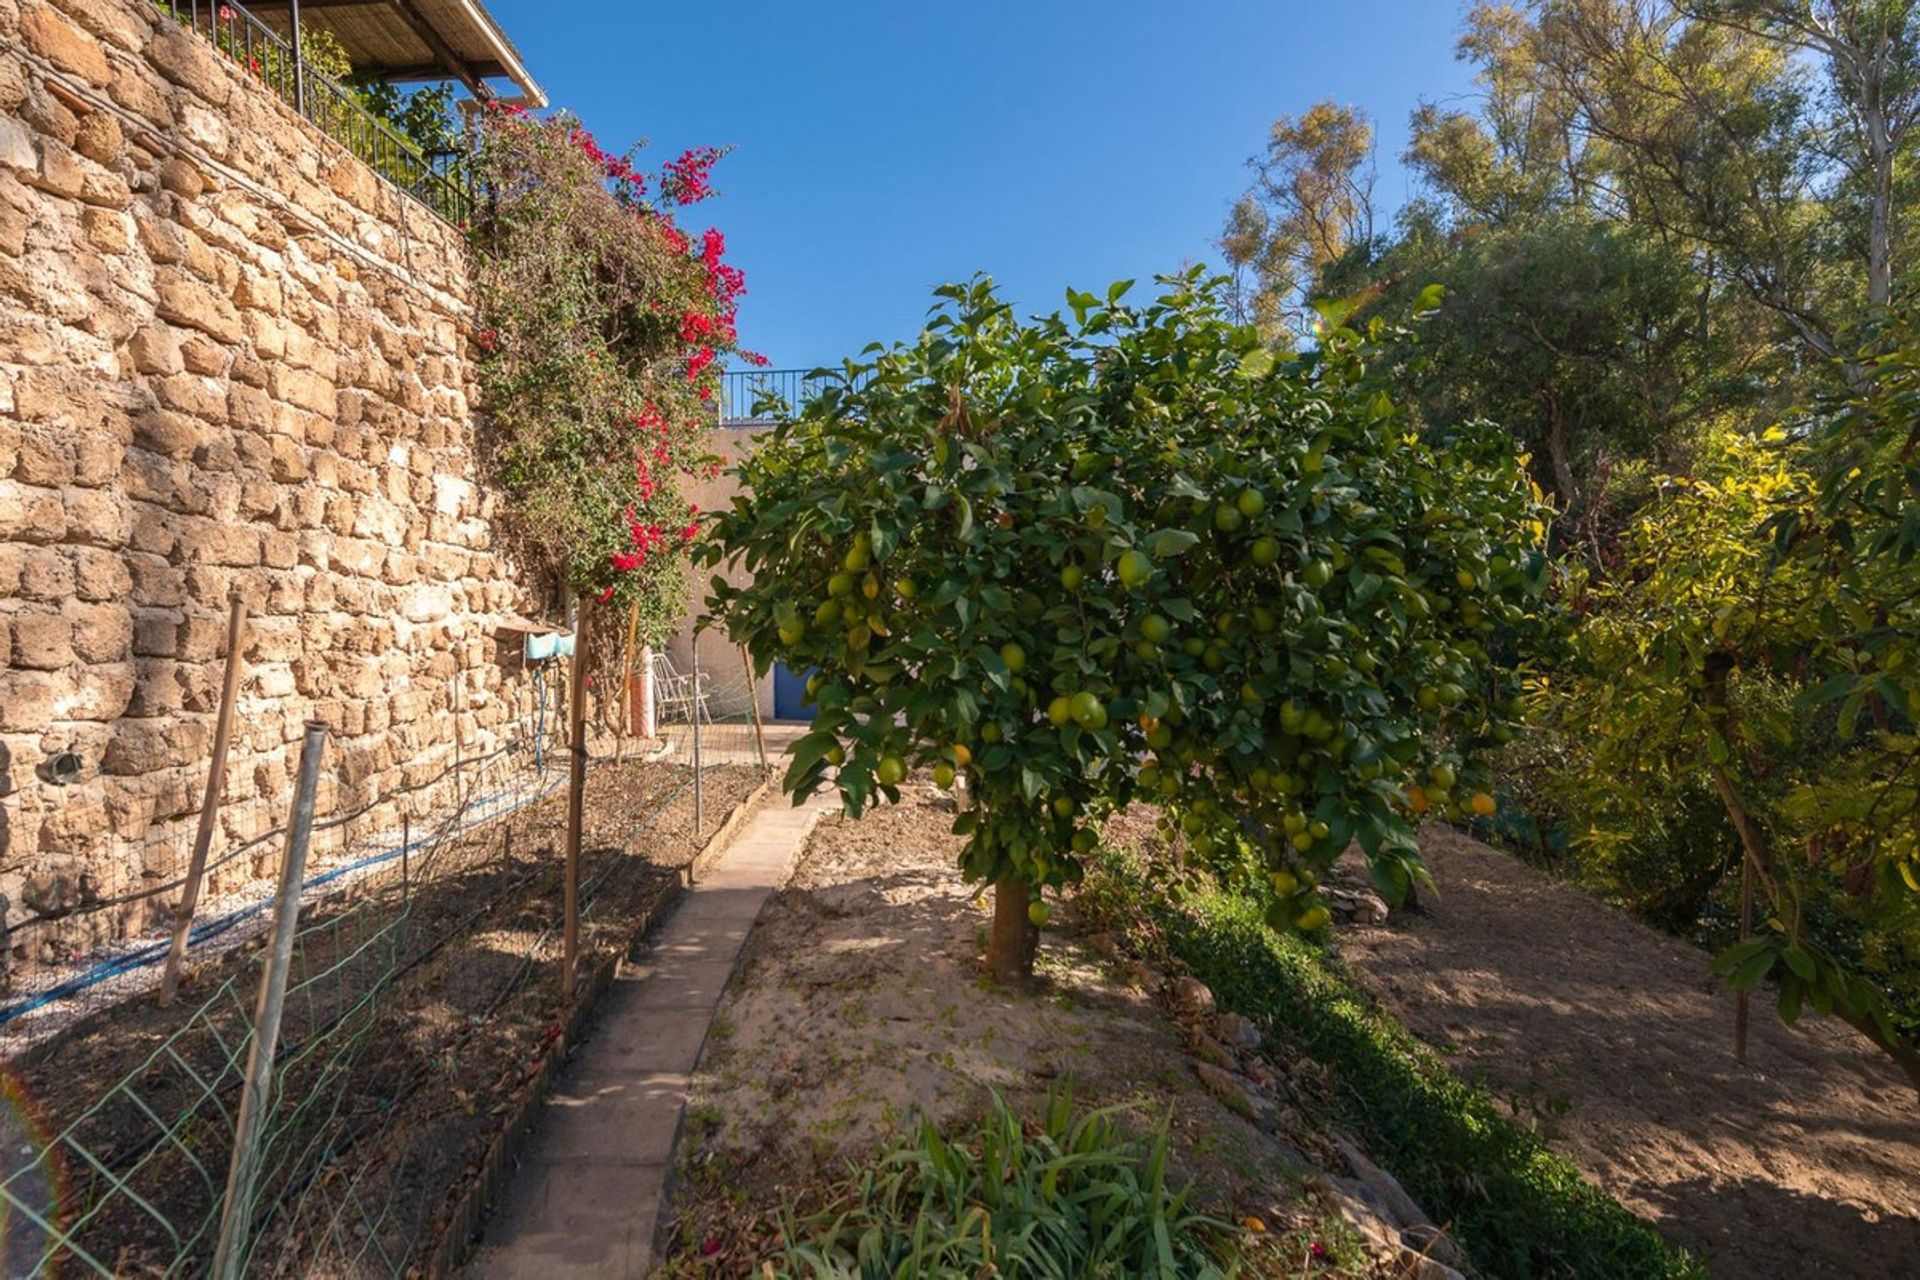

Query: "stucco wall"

xmin=664 ymin=422 xmax=774 ymax=720
xmin=0 ymin=0 xmax=542 ymax=975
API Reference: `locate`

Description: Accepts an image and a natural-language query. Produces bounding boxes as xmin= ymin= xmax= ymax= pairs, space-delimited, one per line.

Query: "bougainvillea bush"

xmin=468 ymin=105 xmax=759 ymax=640
xmin=708 ymin=273 xmax=1549 ymax=980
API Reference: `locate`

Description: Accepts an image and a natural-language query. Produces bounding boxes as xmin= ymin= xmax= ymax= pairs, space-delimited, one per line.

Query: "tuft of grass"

xmin=1082 ymin=846 xmax=1704 ymax=1280
xmin=771 ymin=1089 xmax=1233 ymax=1278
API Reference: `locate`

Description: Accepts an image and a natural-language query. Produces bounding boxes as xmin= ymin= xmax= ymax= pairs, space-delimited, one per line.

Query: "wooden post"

xmin=742 ymin=645 xmax=769 ymax=774
xmin=691 ymin=641 xmax=704 ymax=839
xmin=620 ymin=600 xmax=641 ymax=760
xmin=1735 ymin=852 xmax=1754 ymax=1062
xmin=213 ymin=720 xmax=326 ymax=1280
xmin=563 ymin=601 xmax=589 ymax=1000
xmin=159 ymin=593 xmax=249 ymax=1006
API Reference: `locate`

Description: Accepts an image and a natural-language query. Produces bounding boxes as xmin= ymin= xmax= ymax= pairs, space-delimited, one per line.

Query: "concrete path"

xmin=464 ymin=794 xmax=830 ymax=1278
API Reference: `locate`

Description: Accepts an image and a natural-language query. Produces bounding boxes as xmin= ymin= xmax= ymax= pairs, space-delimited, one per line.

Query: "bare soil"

xmin=5 ymin=758 xmax=763 ymax=1278
xmin=1337 ymin=824 xmax=1920 ymax=1280
xmin=660 ymin=789 xmax=1384 ymax=1278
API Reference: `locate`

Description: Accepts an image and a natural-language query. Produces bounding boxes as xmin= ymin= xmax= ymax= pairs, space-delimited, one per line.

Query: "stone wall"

xmin=0 ymin=0 xmax=544 ymax=977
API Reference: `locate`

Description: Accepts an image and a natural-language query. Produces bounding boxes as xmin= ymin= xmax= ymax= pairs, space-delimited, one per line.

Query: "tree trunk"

xmin=1703 ymin=654 xmax=1920 ymax=1099
xmin=1543 ymin=398 xmax=1579 ymax=515
xmin=984 ymin=877 xmax=1038 ymax=985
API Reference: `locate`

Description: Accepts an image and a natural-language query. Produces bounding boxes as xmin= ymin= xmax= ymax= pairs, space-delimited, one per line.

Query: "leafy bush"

xmin=1079 ymin=846 xmax=1703 ymax=1280
xmin=772 ymin=1090 xmax=1230 ymax=1279
xmin=469 ymin=107 xmax=748 ymax=636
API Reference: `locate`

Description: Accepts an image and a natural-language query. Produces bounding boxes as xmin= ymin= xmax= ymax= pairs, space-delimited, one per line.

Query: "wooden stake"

xmin=742 ymin=645 xmax=769 ymax=774
xmin=159 ymin=593 xmax=249 ymax=1006
xmin=620 ymin=599 xmax=641 ymax=760
xmin=213 ymin=720 xmax=326 ymax=1278
xmin=563 ymin=600 xmax=590 ymax=1000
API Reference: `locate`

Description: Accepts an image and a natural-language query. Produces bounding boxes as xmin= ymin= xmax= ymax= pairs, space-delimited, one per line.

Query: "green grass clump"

xmin=772 ymin=1089 xmax=1230 ymax=1278
xmin=1084 ymin=850 xmax=1704 ymax=1280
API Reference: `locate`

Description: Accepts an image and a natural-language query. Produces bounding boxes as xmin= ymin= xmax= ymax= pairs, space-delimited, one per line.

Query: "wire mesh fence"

xmin=0 ymin=614 xmax=775 ymax=1277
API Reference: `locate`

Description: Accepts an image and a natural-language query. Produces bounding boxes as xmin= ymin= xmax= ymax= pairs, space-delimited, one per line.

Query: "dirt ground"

xmin=6 ymin=758 xmax=763 ymax=1277
xmin=662 ymin=789 xmax=1376 ymax=1277
xmin=1337 ymin=824 xmax=1920 ymax=1280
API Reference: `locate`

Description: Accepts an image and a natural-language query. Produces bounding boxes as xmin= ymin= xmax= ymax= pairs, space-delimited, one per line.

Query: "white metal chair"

xmin=650 ymin=651 xmax=712 ymax=725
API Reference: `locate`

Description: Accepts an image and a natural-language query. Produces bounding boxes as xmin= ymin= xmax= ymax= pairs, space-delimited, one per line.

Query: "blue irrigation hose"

xmin=0 ymin=772 xmax=561 ymax=1029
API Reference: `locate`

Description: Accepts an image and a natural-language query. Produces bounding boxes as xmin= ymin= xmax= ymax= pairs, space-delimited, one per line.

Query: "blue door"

xmin=773 ymin=661 xmax=818 ymax=720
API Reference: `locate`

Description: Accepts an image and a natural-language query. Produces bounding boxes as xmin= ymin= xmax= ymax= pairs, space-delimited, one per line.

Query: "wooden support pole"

xmin=563 ymin=601 xmax=590 ymax=1000
xmin=620 ymin=599 xmax=641 ymax=761
xmin=691 ymin=640 xmax=704 ymax=839
xmin=742 ymin=645 xmax=769 ymax=774
xmin=159 ymin=593 xmax=249 ymax=1006
xmin=213 ymin=720 xmax=326 ymax=1279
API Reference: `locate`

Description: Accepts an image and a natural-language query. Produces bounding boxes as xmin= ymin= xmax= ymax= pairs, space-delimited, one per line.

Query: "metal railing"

xmin=718 ymin=368 xmax=874 ymax=426
xmin=151 ymin=0 xmax=472 ymax=226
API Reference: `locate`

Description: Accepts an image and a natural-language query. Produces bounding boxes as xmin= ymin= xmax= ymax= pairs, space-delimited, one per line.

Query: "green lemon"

xmin=1052 ymin=795 xmax=1075 ymax=818
xmin=932 ymin=762 xmax=956 ymax=789
xmin=1069 ymin=691 xmax=1104 ymax=729
xmin=1047 ymin=695 xmax=1072 ymax=726
xmin=1060 ymin=563 xmax=1084 ymax=590
xmin=777 ymin=623 xmax=804 ymax=646
xmin=1237 ymin=487 xmax=1267 ymax=518
xmin=999 ymin=642 xmax=1027 ymax=674
xmin=825 ymin=744 xmax=846 ymax=767
xmin=1140 ymin=614 xmax=1171 ymax=644
xmin=827 ymin=571 xmax=855 ymax=598
xmin=1302 ymin=560 xmax=1334 ymax=589
xmin=1295 ymin=904 xmax=1332 ymax=931
xmin=1213 ymin=504 xmax=1245 ymax=533
xmin=1250 ymin=536 xmax=1280 ymax=566
xmin=1117 ymin=550 xmax=1153 ymax=588
xmin=876 ymin=755 xmax=906 ymax=786
xmin=1027 ymin=900 xmax=1051 ymax=927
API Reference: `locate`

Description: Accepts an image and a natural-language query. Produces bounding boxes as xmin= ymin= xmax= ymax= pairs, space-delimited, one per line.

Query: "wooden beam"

xmin=247 ymin=0 xmax=391 ymax=9
xmin=340 ymin=59 xmax=508 ymax=82
xmin=389 ymin=0 xmax=493 ymax=98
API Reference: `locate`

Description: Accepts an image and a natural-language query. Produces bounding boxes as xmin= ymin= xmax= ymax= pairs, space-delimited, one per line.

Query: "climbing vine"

xmin=467 ymin=104 xmax=760 ymax=640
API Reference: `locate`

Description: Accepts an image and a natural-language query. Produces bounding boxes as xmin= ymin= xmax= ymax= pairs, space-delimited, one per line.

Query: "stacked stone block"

xmin=0 ymin=0 xmax=537 ymax=978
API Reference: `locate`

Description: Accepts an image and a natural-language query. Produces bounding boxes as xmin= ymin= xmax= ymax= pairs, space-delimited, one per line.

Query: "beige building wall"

xmin=664 ymin=422 xmax=776 ymax=720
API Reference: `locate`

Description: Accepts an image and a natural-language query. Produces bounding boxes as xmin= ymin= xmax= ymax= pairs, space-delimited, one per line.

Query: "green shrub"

xmin=1081 ymin=849 xmax=1703 ymax=1280
xmin=772 ymin=1090 xmax=1231 ymax=1279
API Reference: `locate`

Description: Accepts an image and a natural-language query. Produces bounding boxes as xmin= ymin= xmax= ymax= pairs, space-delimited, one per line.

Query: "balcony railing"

xmin=718 ymin=368 xmax=874 ymax=426
xmin=152 ymin=1 xmax=472 ymax=227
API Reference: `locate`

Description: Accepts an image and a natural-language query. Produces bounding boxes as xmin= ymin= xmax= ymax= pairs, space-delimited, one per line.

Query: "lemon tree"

xmin=707 ymin=271 xmax=1548 ymax=981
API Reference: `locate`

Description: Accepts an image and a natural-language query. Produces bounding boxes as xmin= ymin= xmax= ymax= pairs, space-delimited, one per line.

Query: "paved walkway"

xmin=465 ymin=794 xmax=830 ymax=1278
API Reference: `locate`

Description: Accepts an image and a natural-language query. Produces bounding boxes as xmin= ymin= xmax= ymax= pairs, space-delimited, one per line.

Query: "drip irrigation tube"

xmin=0 ymin=772 xmax=560 ymax=1029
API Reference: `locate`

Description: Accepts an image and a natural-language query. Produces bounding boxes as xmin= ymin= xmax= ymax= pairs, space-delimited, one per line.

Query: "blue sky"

xmin=492 ymin=2 xmax=1477 ymax=370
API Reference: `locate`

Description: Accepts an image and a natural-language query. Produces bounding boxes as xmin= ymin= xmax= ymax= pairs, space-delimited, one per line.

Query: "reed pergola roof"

xmin=250 ymin=0 xmax=546 ymax=107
